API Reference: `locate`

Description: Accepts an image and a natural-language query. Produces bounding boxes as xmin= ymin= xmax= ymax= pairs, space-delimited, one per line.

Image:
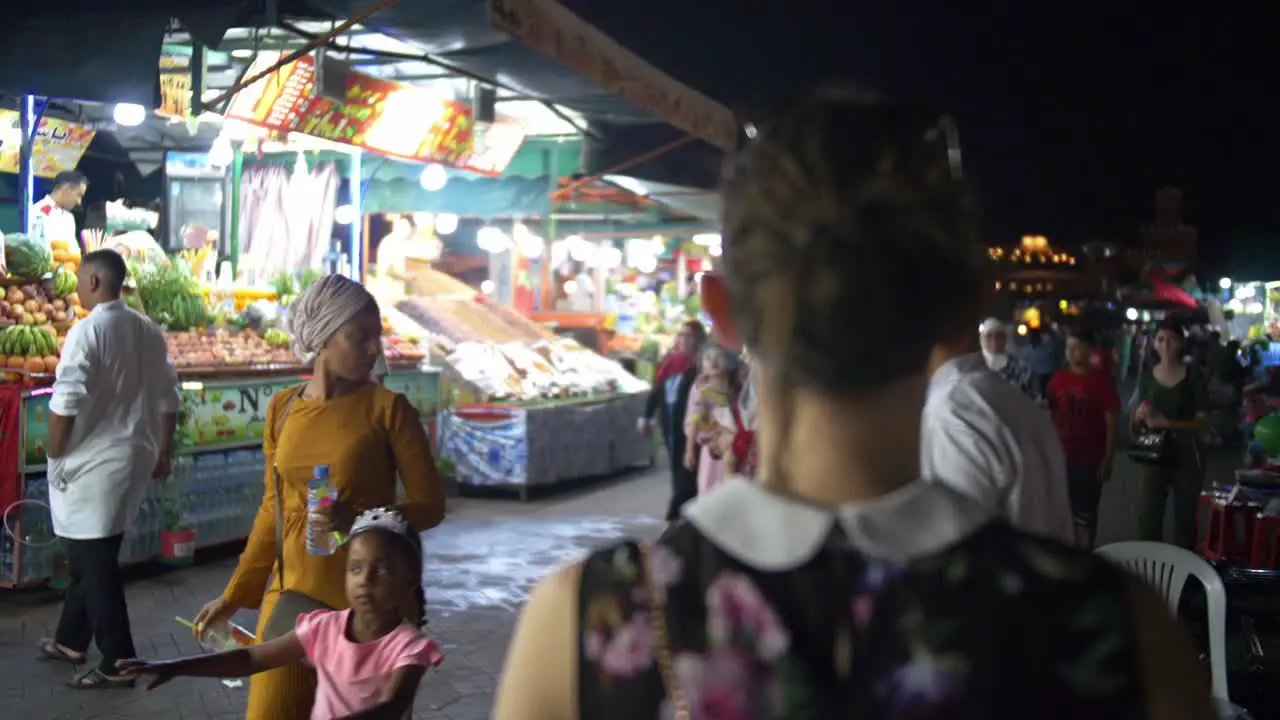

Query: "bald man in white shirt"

xmin=921 ymin=321 xmax=1073 ymax=544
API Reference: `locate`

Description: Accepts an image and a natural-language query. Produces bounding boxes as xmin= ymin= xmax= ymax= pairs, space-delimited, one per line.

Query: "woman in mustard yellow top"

xmin=193 ymin=275 xmax=445 ymax=719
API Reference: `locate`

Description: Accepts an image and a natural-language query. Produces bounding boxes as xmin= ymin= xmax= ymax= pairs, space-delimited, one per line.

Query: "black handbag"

xmin=1125 ymin=428 xmax=1171 ymax=465
xmin=260 ymin=388 xmax=334 ymax=641
xmin=1125 ymin=372 xmax=1193 ymax=466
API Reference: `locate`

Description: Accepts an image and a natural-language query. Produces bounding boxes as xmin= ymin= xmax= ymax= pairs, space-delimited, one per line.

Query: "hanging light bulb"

xmin=435 ymin=213 xmax=459 ymax=235
xmin=600 ymin=246 xmax=623 ymax=269
xmin=480 ymin=280 xmax=495 ymax=294
xmin=635 ymin=254 xmax=658 ymax=274
xmin=333 ymin=204 xmax=356 ymax=225
xmin=476 ymin=226 xmax=510 ymax=253
xmin=112 ymin=103 xmax=147 ymax=127
xmin=517 ymin=233 xmax=545 ymax=258
xmin=419 ymin=164 xmax=448 ymax=192
xmin=566 ymin=235 xmax=590 ymax=262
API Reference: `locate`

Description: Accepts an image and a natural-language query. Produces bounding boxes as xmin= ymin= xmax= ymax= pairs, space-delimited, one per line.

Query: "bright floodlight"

xmin=113 ymin=103 xmax=147 ymax=127
xmin=1125 ymin=307 xmax=1139 ymax=321
xmin=1220 ymin=277 xmax=1233 ymax=290
xmin=333 ymin=204 xmax=356 ymax=226
xmin=419 ymin=164 xmax=448 ymax=192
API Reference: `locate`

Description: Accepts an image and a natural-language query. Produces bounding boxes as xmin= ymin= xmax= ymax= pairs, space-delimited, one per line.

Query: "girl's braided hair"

xmin=721 ymin=87 xmax=989 ymax=486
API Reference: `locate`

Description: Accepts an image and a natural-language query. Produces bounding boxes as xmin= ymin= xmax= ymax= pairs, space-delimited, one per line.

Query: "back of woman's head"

xmin=720 ymin=90 xmax=986 ymax=398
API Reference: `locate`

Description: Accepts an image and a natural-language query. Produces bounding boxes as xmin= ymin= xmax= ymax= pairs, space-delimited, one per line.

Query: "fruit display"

xmin=0 ymin=325 xmax=60 ymax=374
xmin=383 ymin=335 xmax=426 ymax=364
xmin=263 ymin=328 xmax=290 ymax=348
xmin=52 ymin=266 xmax=78 ymax=297
xmin=165 ymin=329 xmax=297 ymax=369
xmin=129 ymin=255 xmax=209 ymax=330
xmin=2 ymin=281 xmax=85 ymax=326
xmin=4 ymin=233 xmax=54 ymax=278
xmin=50 ymin=239 xmax=82 ymax=274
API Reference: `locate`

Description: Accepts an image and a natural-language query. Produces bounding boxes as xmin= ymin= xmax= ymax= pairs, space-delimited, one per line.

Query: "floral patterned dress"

xmin=578 ymin=479 xmax=1143 ymax=719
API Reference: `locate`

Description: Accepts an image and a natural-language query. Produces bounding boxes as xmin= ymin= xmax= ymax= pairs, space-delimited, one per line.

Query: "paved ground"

xmin=0 ymin=414 xmax=1244 ymax=718
xmin=0 ymin=469 xmax=666 ymax=720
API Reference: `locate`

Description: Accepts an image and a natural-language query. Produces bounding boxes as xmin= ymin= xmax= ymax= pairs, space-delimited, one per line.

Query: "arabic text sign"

xmin=0 ymin=111 xmax=96 ymax=178
xmin=159 ymin=55 xmax=192 ymax=119
xmin=487 ymin=0 xmax=737 ymax=150
xmin=225 ymin=53 xmax=476 ymax=166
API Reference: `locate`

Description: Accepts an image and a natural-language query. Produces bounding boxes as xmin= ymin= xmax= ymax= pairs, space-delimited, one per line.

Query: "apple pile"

xmin=165 ymin=328 xmax=298 ymax=369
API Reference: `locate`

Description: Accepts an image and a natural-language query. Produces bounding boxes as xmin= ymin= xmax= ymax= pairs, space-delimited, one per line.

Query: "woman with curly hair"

xmin=494 ymin=90 xmax=1211 ymax=719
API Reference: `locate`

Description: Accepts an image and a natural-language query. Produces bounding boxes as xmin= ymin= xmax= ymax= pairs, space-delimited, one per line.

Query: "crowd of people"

xmin=36 ymin=90 xmax=1227 ymax=719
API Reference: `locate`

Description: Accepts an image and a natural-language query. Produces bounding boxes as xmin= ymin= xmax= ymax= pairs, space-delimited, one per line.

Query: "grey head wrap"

xmin=286 ymin=274 xmax=377 ymax=363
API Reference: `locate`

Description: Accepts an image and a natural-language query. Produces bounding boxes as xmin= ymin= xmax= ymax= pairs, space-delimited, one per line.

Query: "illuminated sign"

xmin=462 ymin=119 xmax=526 ymax=176
xmin=225 ymin=53 xmax=476 ymax=167
xmin=0 ymin=111 xmax=96 ymax=178
xmin=158 ymin=55 xmax=192 ymax=119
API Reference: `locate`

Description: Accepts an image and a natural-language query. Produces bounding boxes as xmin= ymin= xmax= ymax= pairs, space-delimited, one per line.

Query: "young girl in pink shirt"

xmin=121 ymin=508 xmax=443 ymax=719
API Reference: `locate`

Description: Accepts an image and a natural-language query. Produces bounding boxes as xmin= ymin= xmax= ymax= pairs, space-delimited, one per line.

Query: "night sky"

xmin=563 ymin=2 xmax=1275 ymax=277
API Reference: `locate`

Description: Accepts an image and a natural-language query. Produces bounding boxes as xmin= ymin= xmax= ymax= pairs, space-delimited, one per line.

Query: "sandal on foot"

xmin=36 ymin=639 xmax=85 ymax=666
xmin=67 ymin=667 xmax=136 ymax=690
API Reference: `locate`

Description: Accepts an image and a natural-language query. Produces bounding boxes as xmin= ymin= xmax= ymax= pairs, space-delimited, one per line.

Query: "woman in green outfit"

xmin=1132 ymin=320 xmax=1209 ymax=548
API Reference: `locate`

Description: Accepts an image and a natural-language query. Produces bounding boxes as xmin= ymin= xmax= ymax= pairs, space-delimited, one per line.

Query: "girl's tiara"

xmin=351 ymin=507 xmax=409 ymax=537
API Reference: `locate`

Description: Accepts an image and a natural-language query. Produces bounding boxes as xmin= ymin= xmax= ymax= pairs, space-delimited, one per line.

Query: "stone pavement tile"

xmin=0 ymin=468 xmax=671 ymax=718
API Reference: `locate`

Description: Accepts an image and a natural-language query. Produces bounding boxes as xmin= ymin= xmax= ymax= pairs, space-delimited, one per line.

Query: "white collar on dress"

xmin=682 ymin=475 xmax=994 ymax=571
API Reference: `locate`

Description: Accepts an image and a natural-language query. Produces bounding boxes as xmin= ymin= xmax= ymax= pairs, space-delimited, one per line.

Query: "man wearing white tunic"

xmin=30 ymin=170 xmax=87 ymax=252
xmin=922 ymin=328 xmax=1073 ymax=543
xmin=41 ymin=250 xmax=180 ymax=688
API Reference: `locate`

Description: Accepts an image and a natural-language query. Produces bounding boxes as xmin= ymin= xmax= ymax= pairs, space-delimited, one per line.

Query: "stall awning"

xmin=1 ymin=0 xmax=735 ymax=149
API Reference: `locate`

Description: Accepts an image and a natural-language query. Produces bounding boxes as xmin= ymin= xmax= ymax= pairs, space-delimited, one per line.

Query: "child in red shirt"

xmin=1046 ymin=328 xmax=1121 ymax=549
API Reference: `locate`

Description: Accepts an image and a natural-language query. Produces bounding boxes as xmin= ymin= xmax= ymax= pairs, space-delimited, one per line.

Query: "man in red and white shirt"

xmin=31 ymin=170 xmax=87 ymax=252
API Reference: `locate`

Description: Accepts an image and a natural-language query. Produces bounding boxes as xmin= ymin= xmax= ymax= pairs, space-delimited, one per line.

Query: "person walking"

xmin=1046 ymin=328 xmax=1120 ymax=549
xmin=38 ymin=250 xmax=180 ymax=688
xmin=191 ymin=274 xmax=446 ymax=719
xmin=638 ymin=320 xmax=706 ymax=520
xmin=924 ymin=320 xmax=1074 ymax=543
xmin=978 ymin=317 xmax=1038 ymax=400
xmin=1133 ymin=320 xmax=1209 ymax=549
xmin=493 ymin=92 xmax=1210 ymax=719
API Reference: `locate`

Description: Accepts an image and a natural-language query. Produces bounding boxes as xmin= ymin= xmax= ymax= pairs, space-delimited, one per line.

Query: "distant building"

xmin=1139 ymin=187 xmax=1198 ymax=269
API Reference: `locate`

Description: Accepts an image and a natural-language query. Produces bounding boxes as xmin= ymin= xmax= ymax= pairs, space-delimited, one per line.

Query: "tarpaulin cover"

xmin=362 ymin=174 xmax=550 ymax=217
xmin=3 ymin=0 xmax=650 ymax=122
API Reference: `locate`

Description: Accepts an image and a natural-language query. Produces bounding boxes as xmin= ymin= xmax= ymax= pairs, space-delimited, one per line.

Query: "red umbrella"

xmin=1146 ymin=274 xmax=1199 ymax=309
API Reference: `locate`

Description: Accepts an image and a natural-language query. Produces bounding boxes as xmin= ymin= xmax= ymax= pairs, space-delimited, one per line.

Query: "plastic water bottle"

xmin=306 ymin=466 xmax=338 ymax=555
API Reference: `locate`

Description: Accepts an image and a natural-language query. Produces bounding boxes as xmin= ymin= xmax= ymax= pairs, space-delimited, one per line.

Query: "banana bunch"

xmin=0 ymin=325 xmax=56 ymax=356
xmin=53 ymin=267 xmax=77 ymax=297
xmin=264 ymin=328 xmax=291 ymax=348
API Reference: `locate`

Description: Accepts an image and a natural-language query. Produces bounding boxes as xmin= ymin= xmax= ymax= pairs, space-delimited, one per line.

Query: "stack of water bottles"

xmin=172 ymin=449 xmax=266 ymax=546
xmin=0 ymin=447 xmax=268 ymax=585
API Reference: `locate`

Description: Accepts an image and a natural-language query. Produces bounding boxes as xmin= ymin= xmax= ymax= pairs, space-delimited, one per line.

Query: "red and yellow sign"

xmin=225 ymin=52 xmax=476 ymax=167
xmin=487 ymin=0 xmax=737 ymax=150
xmin=0 ymin=111 xmax=96 ymax=178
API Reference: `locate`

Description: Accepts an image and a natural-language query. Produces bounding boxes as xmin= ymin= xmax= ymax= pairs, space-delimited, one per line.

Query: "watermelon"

xmin=4 ymin=233 xmax=53 ymax=279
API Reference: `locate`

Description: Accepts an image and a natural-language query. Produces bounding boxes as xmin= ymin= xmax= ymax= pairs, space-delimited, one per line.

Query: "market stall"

xmin=386 ymin=266 xmax=653 ymax=497
xmin=0 ymin=242 xmax=438 ymax=587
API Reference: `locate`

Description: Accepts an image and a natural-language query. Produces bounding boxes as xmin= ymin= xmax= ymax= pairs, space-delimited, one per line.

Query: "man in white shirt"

xmin=42 ymin=249 xmax=179 ymax=687
xmin=921 ymin=327 xmax=1073 ymax=543
xmin=30 ymin=170 xmax=87 ymax=251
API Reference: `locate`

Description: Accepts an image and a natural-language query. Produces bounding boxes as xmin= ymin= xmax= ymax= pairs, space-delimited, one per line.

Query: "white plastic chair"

xmin=1097 ymin=542 xmax=1250 ymax=719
